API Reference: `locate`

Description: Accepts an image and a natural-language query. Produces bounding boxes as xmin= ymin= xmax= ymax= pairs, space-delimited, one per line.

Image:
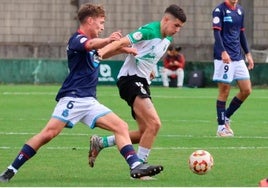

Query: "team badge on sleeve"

xmin=133 ymin=32 xmax=143 ymax=41
xmin=80 ymin=37 xmax=87 ymax=44
xmin=213 ymin=17 xmax=220 ymax=24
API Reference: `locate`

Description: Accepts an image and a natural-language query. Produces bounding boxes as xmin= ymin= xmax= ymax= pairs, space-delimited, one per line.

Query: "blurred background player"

xmin=212 ymin=0 xmax=254 ymax=137
xmin=161 ymin=44 xmax=185 ymax=87
xmin=0 ymin=3 xmax=163 ymax=182
xmin=88 ymin=4 xmax=186 ymax=173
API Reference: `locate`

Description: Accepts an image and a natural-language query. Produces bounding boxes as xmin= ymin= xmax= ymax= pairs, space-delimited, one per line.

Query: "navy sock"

xmin=120 ymin=145 xmax=140 ymax=168
xmin=11 ymin=144 xmax=36 ymax=170
xmin=216 ymin=100 xmax=226 ymax=125
xmin=226 ymin=97 xmax=243 ymax=118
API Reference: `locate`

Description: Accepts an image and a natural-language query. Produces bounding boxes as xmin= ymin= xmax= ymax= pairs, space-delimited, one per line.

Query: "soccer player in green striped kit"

xmin=89 ymin=4 xmax=187 ymax=178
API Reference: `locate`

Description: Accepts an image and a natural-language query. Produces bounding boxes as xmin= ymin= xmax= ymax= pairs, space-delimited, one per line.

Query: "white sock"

xmin=218 ymin=125 xmax=225 ymax=131
xmin=107 ymin=135 xmax=116 ymax=146
xmin=102 ymin=135 xmax=116 ymax=147
xmin=8 ymin=165 xmax=18 ymax=174
xmin=137 ymin=146 xmax=150 ymax=162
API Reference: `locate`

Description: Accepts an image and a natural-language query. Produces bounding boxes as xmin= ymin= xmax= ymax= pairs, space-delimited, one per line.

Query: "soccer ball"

xmin=188 ymin=150 xmax=214 ymax=175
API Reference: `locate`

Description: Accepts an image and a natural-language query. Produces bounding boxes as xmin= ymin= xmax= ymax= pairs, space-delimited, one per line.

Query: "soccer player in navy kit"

xmin=212 ymin=0 xmax=254 ymax=137
xmin=0 ymin=3 xmax=163 ymax=182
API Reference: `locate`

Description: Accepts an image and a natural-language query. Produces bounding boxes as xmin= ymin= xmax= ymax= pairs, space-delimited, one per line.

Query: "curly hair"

xmin=78 ymin=3 xmax=105 ymax=23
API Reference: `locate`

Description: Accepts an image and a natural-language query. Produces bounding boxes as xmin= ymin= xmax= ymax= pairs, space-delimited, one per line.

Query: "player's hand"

xmin=120 ymin=46 xmax=138 ymax=56
xmin=108 ymin=30 xmax=122 ymax=42
xmin=246 ymin=53 xmax=254 ymax=70
xmin=150 ymin=71 xmax=156 ymax=80
xmin=221 ymin=51 xmax=231 ymax=64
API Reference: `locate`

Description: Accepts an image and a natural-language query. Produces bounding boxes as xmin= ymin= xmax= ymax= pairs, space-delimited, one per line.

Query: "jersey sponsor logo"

xmin=80 ymin=37 xmax=87 ymax=44
xmin=213 ymin=17 xmax=220 ymax=24
xmin=132 ymin=31 xmax=143 ymax=41
xmin=89 ymin=50 xmax=100 ymax=68
xmin=223 ymin=16 xmax=233 ymax=22
xmin=143 ymin=53 xmax=156 ymax=59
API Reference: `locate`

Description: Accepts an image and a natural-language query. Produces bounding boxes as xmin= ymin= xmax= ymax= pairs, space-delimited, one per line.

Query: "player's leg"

xmin=88 ymin=130 xmax=142 ymax=168
xmin=213 ymin=60 xmax=234 ymax=137
xmin=225 ymin=60 xmax=251 ymax=127
xmin=0 ymin=96 xmax=86 ymax=182
xmin=225 ymin=79 xmax=251 ymax=118
xmin=216 ymin=82 xmax=234 ymax=136
xmin=88 ymin=123 xmax=144 ymax=167
xmin=0 ymin=118 xmax=66 ymax=182
xmin=94 ymin=112 xmax=163 ymax=178
xmin=89 ymin=76 xmax=163 ymax=174
xmin=224 ymin=79 xmax=251 ymax=131
xmin=88 ymin=117 xmax=147 ymax=164
xmin=132 ymin=96 xmax=161 ymax=162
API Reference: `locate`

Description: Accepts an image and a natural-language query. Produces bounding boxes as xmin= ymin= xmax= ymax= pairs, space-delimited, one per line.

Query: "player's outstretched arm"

xmin=98 ymin=37 xmax=136 ymax=59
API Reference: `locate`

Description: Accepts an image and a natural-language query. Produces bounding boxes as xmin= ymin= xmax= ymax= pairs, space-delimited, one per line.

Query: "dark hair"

xmin=78 ymin=3 xmax=105 ymax=23
xmin=165 ymin=4 xmax=186 ymax=23
xmin=168 ymin=44 xmax=182 ymax=51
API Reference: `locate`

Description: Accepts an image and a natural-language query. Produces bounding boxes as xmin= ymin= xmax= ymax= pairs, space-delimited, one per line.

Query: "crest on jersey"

xmin=213 ymin=17 xmax=220 ymax=24
xmin=133 ymin=32 xmax=143 ymax=41
xmin=80 ymin=37 xmax=87 ymax=44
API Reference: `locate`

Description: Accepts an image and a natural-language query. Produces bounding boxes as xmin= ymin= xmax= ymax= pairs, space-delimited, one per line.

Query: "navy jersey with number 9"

xmin=212 ymin=2 xmax=245 ymax=61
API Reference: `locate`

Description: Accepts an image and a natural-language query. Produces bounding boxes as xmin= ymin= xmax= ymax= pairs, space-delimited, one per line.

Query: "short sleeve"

xmin=69 ymin=34 xmax=88 ymax=51
xmin=127 ymin=27 xmax=152 ymax=44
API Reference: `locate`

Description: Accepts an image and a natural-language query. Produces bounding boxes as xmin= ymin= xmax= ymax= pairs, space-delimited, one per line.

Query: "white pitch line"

xmin=0 ymin=146 xmax=268 ymax=150
xmin=2 ymin=92 xmax=56 ymax=95
xmin=0 ymin=132 xmax=267 ymax=139
xmin=2 ymin=91 xmax=268 ymax=99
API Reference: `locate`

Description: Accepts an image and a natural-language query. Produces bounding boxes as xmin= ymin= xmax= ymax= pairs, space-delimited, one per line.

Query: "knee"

xmin=116 ymin=121 xmax=129 ymax=134
xmin=219 ymin=89 xmax=230 ymax=100
xmin=40 ymin=128 xmax=60 ymax=143
xmin=241 ymin=87 xmax=252 ymax=98
xmin=146 ymin=119 xmax=161 ymax=136
xmin=42 ymin=131 xmax=57 ymax=142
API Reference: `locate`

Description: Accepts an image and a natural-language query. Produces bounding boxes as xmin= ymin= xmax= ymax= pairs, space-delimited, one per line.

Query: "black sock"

xmin=226 ymin=97 xmax=242 ymax=118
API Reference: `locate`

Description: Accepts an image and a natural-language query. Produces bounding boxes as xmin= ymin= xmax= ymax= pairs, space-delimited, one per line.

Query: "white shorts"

xmin=52 ymin=97 xmax=111 ymax=129
xmin=213 ymin=59 xmax=250 ymax=84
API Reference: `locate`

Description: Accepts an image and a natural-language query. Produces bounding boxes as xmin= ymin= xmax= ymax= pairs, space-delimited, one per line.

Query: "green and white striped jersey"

xmin=118 ymin=21 xmax=173 ymax=84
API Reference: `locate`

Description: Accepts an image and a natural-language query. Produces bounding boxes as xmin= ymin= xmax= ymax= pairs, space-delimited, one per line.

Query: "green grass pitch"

xmin=0 ymin=85 xmax=267 ymax=187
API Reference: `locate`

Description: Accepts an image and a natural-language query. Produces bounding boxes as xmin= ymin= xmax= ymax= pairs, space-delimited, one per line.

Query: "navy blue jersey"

xmin=212 ymin=2 xmax=245 ymax=61
xmin=55 ymin=30 xmax=100 ymax=101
